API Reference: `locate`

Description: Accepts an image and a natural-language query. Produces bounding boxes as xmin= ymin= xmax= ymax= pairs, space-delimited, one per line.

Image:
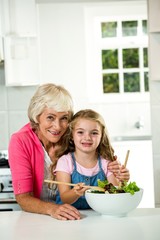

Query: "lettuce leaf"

xmin=97 ymin=179 xmax=140 ymax=195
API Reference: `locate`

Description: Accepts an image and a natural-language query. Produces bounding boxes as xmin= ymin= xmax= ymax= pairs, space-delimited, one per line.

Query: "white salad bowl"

xmin=85 ymin=188 xmax=143 ymax=217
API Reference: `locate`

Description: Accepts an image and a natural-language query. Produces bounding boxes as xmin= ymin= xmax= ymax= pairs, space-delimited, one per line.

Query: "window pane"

xmin=102 ymin=49 xmax=118 ymax=69
xmin=101 ymin=22 xmax=117 ymax=38
xmin=123 ymin=48 xmax=139 ymax=68
xmin=122 ymin=21 xmax=138 ymax=36
xmin=143 ymin=48 xmax=148 ymax=67
xmin=142 ymin=20 xmax=148 ymax=35
xmin=144 ymin=72 xmax=149 ymax=91
xmin=103 ymin=73 xmax=119 ymax=93
xmin=124 ymin=72 xmax=140 ymax=92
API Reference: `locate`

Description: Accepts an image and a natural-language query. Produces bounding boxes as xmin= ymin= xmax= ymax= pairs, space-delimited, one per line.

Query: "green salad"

xmin=92 ymin=179 xmax=140 ymax=195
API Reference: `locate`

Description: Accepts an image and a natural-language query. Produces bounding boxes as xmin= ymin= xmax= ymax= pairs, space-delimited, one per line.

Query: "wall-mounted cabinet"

xmin=4 ymin=36 xmax=40 ymax=86
xmin=0 ymin=0 xmax=40 ymax=86
xmin=1 ymin=0 xmax=37 ymax=37
xmin=149 ymin=33 xmax=160 ymax=81
xmin=0 ymin=3 xmax=4 ymax=62
xmin=148 ymin=0 xmax=160 ymax=33
xmin=148 ymin=0 xmax=160 ymax=81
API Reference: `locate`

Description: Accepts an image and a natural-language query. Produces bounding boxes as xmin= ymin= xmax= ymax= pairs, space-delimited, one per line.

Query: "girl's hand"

xmin=73 ymin=183 xmax=89 ymax=196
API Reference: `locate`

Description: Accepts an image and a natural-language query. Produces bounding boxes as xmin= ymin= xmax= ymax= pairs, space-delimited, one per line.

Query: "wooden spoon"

xmin=118 ymin=149 xmax=130 ymax=187
xmin=124 ymin=150 xmax=130 ymax=168
xmin=44 ymin=179 xmax=105 ymax=192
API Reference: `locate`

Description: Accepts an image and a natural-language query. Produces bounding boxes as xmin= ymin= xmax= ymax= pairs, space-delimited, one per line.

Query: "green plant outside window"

xmin=143 ymin=48 xmax=148 ymax=67
xmin=103 ymin=73 xmax=119 ymax=93
xmin=144 ymin=72 xmax=149 ymax=91
xmin=124 ymin=72 xmax=140 ymax=92
xmin=123 ymin=48 xmax=139 ymax=68
xmin=101 ymin=22 xmax=117 ymax=38
xmin=142 ymin=20 xmax=148 ymax=35
xmin=122 ymin=21 xmax=138 ymax=36
xmin=102 ymin=49 xmax=118 ymax=69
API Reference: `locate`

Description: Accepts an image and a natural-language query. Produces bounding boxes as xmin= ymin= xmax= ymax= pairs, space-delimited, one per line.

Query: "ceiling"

xmin=36 ymin=0 xmax=145 ymax=3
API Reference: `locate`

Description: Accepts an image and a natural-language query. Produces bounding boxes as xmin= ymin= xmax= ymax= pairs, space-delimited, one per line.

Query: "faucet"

xmin=135 ymin=116 xmax=144 ymax=129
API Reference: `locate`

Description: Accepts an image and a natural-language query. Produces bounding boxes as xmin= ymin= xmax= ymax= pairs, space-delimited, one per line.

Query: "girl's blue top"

xmin=56 ymin=152 xmax=107 ymax=209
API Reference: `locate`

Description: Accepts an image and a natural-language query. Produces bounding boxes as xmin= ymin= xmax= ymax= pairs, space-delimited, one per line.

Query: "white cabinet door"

xmin=112 ymin=140 xmax=155 ymax=208
xmin=148 ymin=0 xmax=160 ymax=33
xmin=4 ymin=36 xmax=40 ymax=86
xmin=2 ymin=0 xmax=37 ymax=36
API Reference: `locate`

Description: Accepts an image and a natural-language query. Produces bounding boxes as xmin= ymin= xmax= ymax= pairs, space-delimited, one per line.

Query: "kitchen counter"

xmin=0 ymin=208 xmax=160 ymax=240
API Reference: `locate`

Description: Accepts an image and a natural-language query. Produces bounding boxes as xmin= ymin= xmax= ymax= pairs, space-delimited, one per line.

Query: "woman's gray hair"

xmin=28 ymin=83 xmax=74 ymax=129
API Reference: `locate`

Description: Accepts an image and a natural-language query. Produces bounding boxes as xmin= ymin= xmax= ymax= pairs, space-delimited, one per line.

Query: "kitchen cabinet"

xmin=0 ymin=36 xmax=3 ymax=62
xmin=1 ymin=0 xmax=37 ymax=36
xmin=148 ymin=0 xmax=160 ymax=81
xmin=0 ymin=0 xmax=40 ymax=86
xmin=148 ymin=0 xmax=160 ymax=33
xmin=112 ymin=139 xmax=154 ymax=208
xmin=4 ymin=36 xmax=40 ymax=86
xmin=0 ymin=4 xmax=3 ymax=62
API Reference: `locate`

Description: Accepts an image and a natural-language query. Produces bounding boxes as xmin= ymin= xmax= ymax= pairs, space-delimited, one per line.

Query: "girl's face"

xmin=72 ymin=118 xmax=102 ymax=154
xmin=37 ymin=108 xmax=70 ymax=145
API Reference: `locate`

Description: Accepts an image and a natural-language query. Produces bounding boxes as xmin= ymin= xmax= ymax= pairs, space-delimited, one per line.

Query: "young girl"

xmin=54 ymin=109 xmax=120 ymax=209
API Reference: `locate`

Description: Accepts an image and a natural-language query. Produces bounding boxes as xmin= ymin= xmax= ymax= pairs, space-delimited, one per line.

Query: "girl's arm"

xmin=56 ymin=171 xmax=86 ymax=204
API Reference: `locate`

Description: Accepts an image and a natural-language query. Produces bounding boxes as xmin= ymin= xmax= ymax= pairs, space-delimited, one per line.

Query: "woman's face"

xmin=37 ymin=108 xmax=70 ymax=145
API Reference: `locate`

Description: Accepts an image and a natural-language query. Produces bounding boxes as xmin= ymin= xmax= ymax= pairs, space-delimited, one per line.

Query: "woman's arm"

xmin=15 ymin=192 xmax=80 ymax=220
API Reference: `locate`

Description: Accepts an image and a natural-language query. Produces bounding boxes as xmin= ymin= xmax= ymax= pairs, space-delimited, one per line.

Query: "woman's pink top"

xmin=8 ymin=123 xmax=44 ymax=198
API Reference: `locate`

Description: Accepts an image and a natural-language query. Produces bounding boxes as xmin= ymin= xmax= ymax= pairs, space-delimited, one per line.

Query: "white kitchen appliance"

xmin=0 ymin=150 xmax=21 ymax=211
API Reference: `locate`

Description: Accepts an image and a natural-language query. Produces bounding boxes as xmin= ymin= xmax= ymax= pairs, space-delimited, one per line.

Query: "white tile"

xmin=0 ymin=112 xmax=9 ymax=150
xmin=8 ymin=111 xmax=28 ymax=136
xmin=0 ymin=86 xmax=7 ymax=110
xmin=150 ymin=81 xmax=160 ymax=105
xmin=150 ymin=106 xmax=160 ymax=154
xmin=7 ymin=86 xmax=37 ymax=110
xmin=153 ymin=154 xmax=160 ymax=206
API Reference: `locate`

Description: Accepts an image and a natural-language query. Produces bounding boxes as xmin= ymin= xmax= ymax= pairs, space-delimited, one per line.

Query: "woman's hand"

xmin=50 ymin=203 xmax=81 ymax=220
xmin=16 ymin=192 xmax=81 ymax=221
xmin=115 ymin=165 xmax=130 ymax=182
xmin=108 ymin=155 xmax=130 ymax=182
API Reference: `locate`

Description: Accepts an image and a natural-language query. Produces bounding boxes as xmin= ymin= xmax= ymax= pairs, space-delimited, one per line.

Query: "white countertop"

xmin=0 ymin=208 xmax=160 ymax=240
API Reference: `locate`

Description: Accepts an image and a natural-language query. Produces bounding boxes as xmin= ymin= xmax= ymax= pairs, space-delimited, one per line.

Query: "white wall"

xmin=0 ymin=0 xmax=156 ymax=207
xmin=37 ymin=1 xmax=151 ymax=138
xmin=37 ymin=1 xmax=155 ymax=207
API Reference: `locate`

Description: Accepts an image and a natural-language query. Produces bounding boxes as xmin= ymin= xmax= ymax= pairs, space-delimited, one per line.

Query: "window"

xmin=101 ymin=19 xmax=148 ymax=94
xmin=85 ymin=3 xmax=149 ymax=103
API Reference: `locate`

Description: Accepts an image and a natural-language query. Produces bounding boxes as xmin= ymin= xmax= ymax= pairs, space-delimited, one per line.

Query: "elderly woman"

xmin=8 ymin=83 xmax=129 ymax=220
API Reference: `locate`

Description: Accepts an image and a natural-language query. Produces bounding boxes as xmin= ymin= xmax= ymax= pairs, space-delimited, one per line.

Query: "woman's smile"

xmin=37 ymin=108 xmax=69 ymax=145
